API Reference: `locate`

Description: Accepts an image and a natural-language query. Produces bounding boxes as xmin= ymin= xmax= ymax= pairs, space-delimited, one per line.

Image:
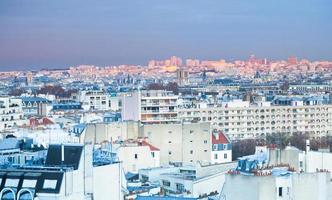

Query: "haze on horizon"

xmin=0 ymin=0 xmax=331 ymax=71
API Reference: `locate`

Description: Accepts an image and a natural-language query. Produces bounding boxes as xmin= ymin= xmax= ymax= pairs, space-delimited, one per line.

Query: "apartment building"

xmin=178 ymin=99 xmax=332 ymax=140
xmin=122 ymin=90 xmax=179 ymax=124
xmin=78 ymin=90 xmax=111 ymax=111
xmin=140 ymin=122 xmax=212 ymax=165
xmin=0 ymin=97 xmax=26 ymax=131
xmin=115 ymin=139 xmax=160 ymax=173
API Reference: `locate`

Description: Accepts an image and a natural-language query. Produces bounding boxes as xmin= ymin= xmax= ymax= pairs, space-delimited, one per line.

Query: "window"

xmin=176 ymin=183 xmax=185 ymax=192
xmin=162 ymin=180 xmax=170 ymax=187
xmin=224 ymin=153 xmax=227 ymax=159
xmin=204 ymin=140 xmax=207 ymax=144
xmin=134 ymin=154 xmax=138 ymax=159
xmin=278 ymin=187 xmax=283 ymax=197
xmin=299 ymin=161 xmax=303 ymax=168
xmin=168 ymin=141 xmax=172 ymax=144
xmin=151 ymin=152 xmax=155 ymax=158
xmin=214 ymin=154 xmax=218 ymax=159
xmin=190 ymin=130 xmax=194 ymax=134
xmin=190 ymin=150 xmax=193 ymax=154
xmin=43 ymin=180 xmax=57 ymax=189
xmin=168 ymin=151 xmax=172 ymax=155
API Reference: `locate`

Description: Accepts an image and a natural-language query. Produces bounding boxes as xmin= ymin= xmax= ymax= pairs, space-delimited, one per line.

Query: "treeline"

xmin=9 ymin=85 xmax=77 ymax=98
xmin=232 ymin=133 xmax=332 ymax=160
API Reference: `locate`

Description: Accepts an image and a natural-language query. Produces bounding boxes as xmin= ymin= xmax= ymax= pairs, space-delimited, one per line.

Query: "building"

xmin=78 ymin=90 xmax=112 ymax=111
xmin=140 ymin=122 xmax=212 ymax=165
xmin=268 ymin=141 xmax=332 ymax=173
xmin=178 ymin=99 xmax=332 ymax=140
xmin=19 ymin=96 xmax=51 ymax=116
xmin=122 ymin=90 xmax=179 ymax=124
xmin=158 ymin=162 xmax=236 ymax=198
xmin=211 ymin=131 xmax=232 ymax=164
xmin=221 ymin=170 xmax=332 ymax=200
xmin=0 ymin=143 xmax=128 ymax=200
xmin=115 ymin=139 xmax=160 ymax=173
xmin=176 ymin=69 xmax=189 ymax=86
xmin=0 ymin=97 xmax=26 ymax=131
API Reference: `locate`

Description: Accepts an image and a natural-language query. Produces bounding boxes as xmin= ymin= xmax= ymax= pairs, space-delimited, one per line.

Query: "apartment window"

xmin=214 ymin=154 xmax=218 ymax=159
xmin=190 ymin=150 xmax=193 ymax=154
xmin=299 ymin=161 xmax=303 ymax=168
xmin=162 ymin=180 xmax=171 ymax=187
xmin=151 ymin=152 xmax=155 ymax=158
xmin=278 ymin=187 xmax=283 ymax=197
xmin=204 ymin=140 xmax=207 ymax=144
xmin=134 ymin=154 xmax=138 ymax=159
xmin=176 ymin=183 xmax=185 ymax=192
xmin=224 ymin=153 xmax=227 ymax=159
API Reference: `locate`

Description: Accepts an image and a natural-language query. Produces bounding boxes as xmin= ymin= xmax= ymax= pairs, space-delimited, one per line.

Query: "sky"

xmin=0 ymin=0 xmax=331 ymax=70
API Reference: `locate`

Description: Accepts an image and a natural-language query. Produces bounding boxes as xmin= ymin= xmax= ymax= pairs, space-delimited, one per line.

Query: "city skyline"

xmin=1 ymin=0 xmax=332 ymax=70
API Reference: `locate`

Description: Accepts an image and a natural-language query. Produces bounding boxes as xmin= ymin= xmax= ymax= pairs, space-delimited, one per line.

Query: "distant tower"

xmin=176 ymin=69 xmax=189 ymax=86
xmin=26 ymin=72 xmax=33 ymax=86
xmin=202 ymin=71 xmax=207 ymax=83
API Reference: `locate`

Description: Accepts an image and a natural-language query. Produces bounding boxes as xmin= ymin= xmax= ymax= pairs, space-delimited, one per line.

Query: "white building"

xmin=122 ymin=90 xmax=179 ymax=124
xmin=268 ymin=141 xmax=332 ymax=173
xmin=211 ymin=131 xmax=232 ymax=164
xmin=0 ymin=97 xmax=26 ymax=131
xmin=140 ymin=122 xmax=212 ymax=165
xmin=0 ymin=144 xmax=128 ymax=200
xmin=158 ymin=162 xmax=236 ymax=198
xmin=178 ymin=99 xmax=332 ymax=140
xmin=221 ymin=171 xmax=332 ymax=200
xmin=78 ymin=90 xmax=112 ymax=111
xmin=115 ymin=139 xmax=160 ymax=173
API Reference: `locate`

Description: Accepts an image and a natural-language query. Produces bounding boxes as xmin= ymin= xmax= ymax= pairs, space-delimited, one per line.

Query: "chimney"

xmin=306 ymin=140 xmax=310 ymax=153
xmin=61 ymin=144 xmax=65 ymax=162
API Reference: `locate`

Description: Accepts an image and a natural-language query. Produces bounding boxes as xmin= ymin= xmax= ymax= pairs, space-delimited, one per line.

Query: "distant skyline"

xmin=0 ymin=0 xmax=332 ymax=71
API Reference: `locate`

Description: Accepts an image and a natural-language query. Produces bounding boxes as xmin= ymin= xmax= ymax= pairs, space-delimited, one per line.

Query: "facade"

xmin=140 ymin=122 xmax=212 ymax=165
xmin=178 ymin=100 xmax=332 ymax=140
xmin=0 ymin=144 xmax=127 ymax=200
xmin=78 ymin=90 xmax=112 ymax=111
xmin=0 ymin=97 xmax=26 ymax=131
xmin=211 ymin=131 xmax=232 ymax=164
xmin=221 ymin=172 xmax=332 ymax=200
xmin=115 ymin=139 xmax=160 ymax=173
xmin=122 ymin=90 xmax=179 ymax=124
xmin=158 ymin=162 xmax=236 ymax=198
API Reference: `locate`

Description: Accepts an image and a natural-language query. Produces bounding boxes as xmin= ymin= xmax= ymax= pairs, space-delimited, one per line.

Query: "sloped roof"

xmin=212 ymin=131 xmax=230 ymax=144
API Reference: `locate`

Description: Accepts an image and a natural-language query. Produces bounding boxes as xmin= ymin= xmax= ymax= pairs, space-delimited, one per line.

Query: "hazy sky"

xmin=0 ymin=0 xmax=331 ymax=70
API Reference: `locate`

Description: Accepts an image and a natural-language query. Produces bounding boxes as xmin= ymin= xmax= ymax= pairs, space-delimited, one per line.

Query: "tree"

xmin=232 ymin=139 xmax=257 ymax=160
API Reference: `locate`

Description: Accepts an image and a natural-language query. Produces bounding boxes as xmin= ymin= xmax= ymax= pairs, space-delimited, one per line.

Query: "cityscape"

xmin=1 ymin=1 xmax=332 ymax=200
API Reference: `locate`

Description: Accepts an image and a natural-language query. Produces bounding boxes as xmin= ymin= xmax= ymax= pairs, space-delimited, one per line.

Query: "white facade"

xmin=121 ymin=90 xmax=179 ymax=124
xmin=0 ymin=97 xmax=26 ymax=131
xmin=178 ymin=102 xmax=332 ymax=140
xmin=221 ymin=172 xmax=332 ymax=200
xmin=116 ymin=142 xmax=160 ymax=173
xmin=140 ymin=122 xmax=212 ymax=165
xmin=78 ymin=90 xmax=111 ymax=111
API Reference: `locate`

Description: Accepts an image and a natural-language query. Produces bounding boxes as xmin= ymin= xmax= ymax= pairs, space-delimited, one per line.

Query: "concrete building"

xmin=115 ymin=139 xmax=160 ymax=173
xmin=79 ymin=121 xmax=140 ymax=144
xmin=221 ymin=171 xmax=332 ymax=200
xmin=268 ymin=141 xmax=332 ymax=173
xmin=78 ymin=90 xmax=112 ymax=111
xmin=122 ymin=90 xmax=179 ymax=124
xmin=158 ymin=162 xmax=236 ymax=198
xmin=140 ymin=122 xmax=212 ymax=165
xmin=0 ymin=97 xmax=26 ymax=131
xmin=0 ymin=144 xmax=128 ymax=200
xmin=178 ymin=99 xmax=332 ymax=140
